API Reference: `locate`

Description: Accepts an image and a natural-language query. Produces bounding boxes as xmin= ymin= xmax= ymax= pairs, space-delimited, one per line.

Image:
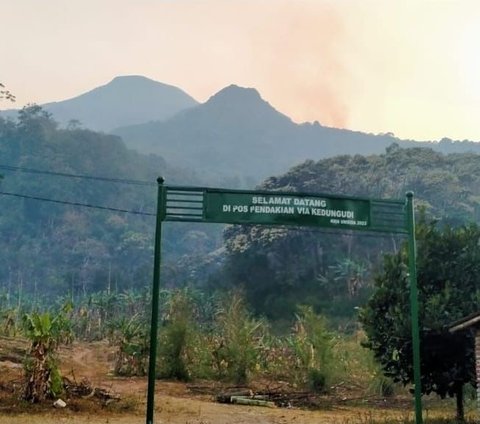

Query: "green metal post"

xmin=146 ymin=177 xmax=165 ymax=424
xmin=406 ymin=192 xmax=423 ymax=424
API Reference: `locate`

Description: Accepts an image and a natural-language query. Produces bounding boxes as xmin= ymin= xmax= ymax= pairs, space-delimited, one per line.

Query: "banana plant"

xmin=22 ymin=303 xmax=73 ymax=402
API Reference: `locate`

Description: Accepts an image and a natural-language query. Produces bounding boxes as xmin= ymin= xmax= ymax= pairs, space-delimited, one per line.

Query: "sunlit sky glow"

xmin=2 ymin=0 xmax=480 ymax=141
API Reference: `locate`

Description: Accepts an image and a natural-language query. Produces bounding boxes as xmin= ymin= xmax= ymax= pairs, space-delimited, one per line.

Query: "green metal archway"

xmin=145 ymin=178 xmax=422 ymax=424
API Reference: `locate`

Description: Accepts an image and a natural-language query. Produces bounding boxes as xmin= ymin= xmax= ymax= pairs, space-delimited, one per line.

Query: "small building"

xmin=449 ymin=311 xmax=480 ymax=418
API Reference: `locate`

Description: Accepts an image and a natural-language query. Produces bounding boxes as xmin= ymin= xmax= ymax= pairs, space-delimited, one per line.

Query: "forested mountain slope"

xmin=216 ymin=145 xmax=480 ymax=320
xmin=114 ymin=85 xmax=480 ymax=185
xmin=0 ymin=106 xmax=218 ymax=302
xmin=114 ymin=85 xmax=409 ymax=183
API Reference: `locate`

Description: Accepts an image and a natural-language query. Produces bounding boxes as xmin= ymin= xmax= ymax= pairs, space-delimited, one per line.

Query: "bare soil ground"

xmin=0 ymin=337 xmax=467 ymax=423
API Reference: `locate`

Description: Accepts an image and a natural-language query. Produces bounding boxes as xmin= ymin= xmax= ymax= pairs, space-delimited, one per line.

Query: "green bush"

xmin=157 ymin=289 xmax=196 ymax=381
xmin=212 ymin=292 xmax=266 ymax=384
xmin=287 ymin=306 xmax=335 ymax=389
xmin=112 ymin=315 xmax=148 ymax=377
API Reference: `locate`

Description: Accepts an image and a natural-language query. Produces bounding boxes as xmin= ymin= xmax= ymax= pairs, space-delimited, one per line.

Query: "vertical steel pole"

xmin=146 ymin=177 xmax=165 ymax=424
xmin=406 ymin=191 xmax=423 ymax=424
xmin=475 ymin=332 xmax=480 ymax=421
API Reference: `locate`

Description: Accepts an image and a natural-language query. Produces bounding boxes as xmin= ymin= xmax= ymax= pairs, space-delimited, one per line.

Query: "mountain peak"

xmin=38 ymin=76 xmax=198 ymax=131
xmin=106 ymin=75 xmax=173 ymax=89
xmin=211 ymin=84 xmax=262 ymax=101
xmin=203 ymin=84 xmax=291 ymax=125
xmin=111 ymin=75 xmax=150 ymax=82
xmin=206 ymin=85 xmax=265 ymax=109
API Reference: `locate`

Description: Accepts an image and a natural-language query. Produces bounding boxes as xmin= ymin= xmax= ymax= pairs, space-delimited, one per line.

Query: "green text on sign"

xmin=204 ymin=190 xmax=371 ymax=229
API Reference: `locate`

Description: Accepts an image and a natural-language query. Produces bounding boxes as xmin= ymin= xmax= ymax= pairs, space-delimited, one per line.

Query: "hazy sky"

xmin=2 ymin=0 xmax=480 ymax=141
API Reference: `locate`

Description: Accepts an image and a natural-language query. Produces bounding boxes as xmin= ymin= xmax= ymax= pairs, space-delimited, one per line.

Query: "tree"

xmin=0 ymin=81 xmax=14 ymax=182
xmin=0 ymin=83 xmax=15 ymax=102
xmin=360 ymin=220 xmax=480 ymax=421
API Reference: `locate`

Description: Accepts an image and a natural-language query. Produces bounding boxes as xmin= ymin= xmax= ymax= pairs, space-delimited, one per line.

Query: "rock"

xmin=53 ymin=398 xmax=67 ymax=408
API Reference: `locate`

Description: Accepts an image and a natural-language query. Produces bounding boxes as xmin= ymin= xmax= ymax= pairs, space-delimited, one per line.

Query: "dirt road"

xmin=0 ymin=394 xmax=412 ymax=424
xmin=0 ymin=339 xmax=464 ymax=424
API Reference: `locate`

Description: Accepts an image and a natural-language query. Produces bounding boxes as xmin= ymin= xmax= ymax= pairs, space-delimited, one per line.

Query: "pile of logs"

xmin=214 ymin=389 xmax=317 ymax=408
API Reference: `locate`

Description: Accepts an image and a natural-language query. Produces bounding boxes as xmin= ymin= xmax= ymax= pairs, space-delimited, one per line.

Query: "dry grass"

xmin=0 ymin=336 xmax=476 ymax=424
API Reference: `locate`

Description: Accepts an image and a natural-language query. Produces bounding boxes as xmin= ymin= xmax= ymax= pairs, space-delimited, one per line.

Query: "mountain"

xmin=5 ymin=78 xmax=480 ymax=187
xmin=2 ymin=76 xmax=198 ymax=132
xmin=114 ymin=85 xmax=301 ymax=183
xmin=116 ymin=84 xmax=480 ymax=185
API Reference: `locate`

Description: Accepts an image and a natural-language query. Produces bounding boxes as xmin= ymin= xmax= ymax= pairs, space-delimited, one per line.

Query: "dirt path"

xmin=0 ymin=339 xmax=465 ymax=424
xmin=0 ymin=397 xmax=412 ymax=424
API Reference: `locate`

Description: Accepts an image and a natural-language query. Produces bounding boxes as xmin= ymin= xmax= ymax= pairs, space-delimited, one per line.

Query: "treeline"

xmin=208 ymin=144 xmax=480 ymax=321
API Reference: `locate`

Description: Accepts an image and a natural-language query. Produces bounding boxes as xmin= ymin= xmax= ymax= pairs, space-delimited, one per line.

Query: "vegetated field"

xmin=0 ymin=337 xmax=475 ymax=424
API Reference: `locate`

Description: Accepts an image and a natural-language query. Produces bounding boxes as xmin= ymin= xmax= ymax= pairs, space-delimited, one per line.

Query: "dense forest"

xmin=0 ymin=106 xmax=219 ymax=304
xmin=3 ymin=106 xmax=480 ymax=326
xmin=211 ymin=144 xmax=480 ymax=322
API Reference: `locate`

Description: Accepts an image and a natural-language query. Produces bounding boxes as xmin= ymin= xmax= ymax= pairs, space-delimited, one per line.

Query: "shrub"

xmin=112 ymin=315 xmax=148 ymax=377
xmin=212 ymin=292 xmax=266 ymax=384
xmin=157 ymin=289 xmax=196 ymax=381
xmin=287 ymin=306 xmax=335 ymax=390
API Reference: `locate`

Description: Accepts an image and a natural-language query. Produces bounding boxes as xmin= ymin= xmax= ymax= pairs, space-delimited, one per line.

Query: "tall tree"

xmin=360 ymin=220 xmax=480 ymax=421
